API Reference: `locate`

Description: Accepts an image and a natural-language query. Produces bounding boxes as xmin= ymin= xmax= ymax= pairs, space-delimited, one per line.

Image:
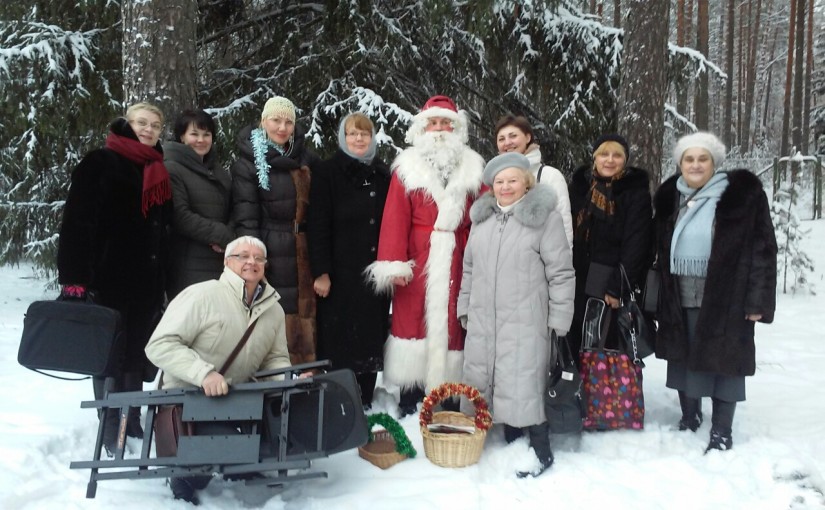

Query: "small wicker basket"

xmin=419 ymin=383 xmax=492 ymax=468
xmin=358 ymin=430 xmax=407 ymax=469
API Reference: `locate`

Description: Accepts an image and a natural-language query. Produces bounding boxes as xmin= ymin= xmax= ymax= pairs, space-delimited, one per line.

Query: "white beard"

xmin=413 ymin=131 xmax=466 ymax=186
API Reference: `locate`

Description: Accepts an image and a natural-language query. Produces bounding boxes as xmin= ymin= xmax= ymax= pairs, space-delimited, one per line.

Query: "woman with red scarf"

xmin=58 ymin=103 xmax=173 ymax=455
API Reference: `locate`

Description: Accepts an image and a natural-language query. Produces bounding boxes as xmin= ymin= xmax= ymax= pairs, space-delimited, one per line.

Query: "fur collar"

xmin=470 ymin=183 xmax=557 ymax=228
xmin=655 ymin=169 xmax=765 ymax=220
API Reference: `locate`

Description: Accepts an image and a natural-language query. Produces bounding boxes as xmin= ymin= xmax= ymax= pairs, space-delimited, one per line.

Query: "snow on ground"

xmin=1 ymin=221 xmax=825 ymax=509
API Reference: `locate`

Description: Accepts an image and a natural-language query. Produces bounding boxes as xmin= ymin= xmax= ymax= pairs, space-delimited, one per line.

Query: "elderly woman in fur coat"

xmin=654 ymin=132 xmax=777 ymax=453
xmin=458 ymin=153 xmax=575 ymax=478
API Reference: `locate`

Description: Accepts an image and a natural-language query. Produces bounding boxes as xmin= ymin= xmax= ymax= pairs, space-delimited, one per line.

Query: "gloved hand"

xmin=60 ymin=284 xmax=87 ymax=300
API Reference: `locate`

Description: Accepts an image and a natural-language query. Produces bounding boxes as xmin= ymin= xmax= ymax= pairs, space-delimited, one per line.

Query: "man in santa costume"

xmin=366 ymin=95 xmax=485 ymax=416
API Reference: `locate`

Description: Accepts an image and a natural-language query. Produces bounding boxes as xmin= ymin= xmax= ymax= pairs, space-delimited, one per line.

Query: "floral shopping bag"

xmin=579 ymin=349 xmax=644 ymax=430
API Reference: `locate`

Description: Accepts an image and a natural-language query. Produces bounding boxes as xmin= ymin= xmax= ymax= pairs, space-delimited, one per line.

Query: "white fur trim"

xmin=383 ymin=333 xmax=427 ymax=390
xmin=423 ymin=230 xmax=455 ymax=390
xmin=364 ymin=260 xmax=414 ymax=295
xmin=433 ymin=350 xmax=465 ymax=392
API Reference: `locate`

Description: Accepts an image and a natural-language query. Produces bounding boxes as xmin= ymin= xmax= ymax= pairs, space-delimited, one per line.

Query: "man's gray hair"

xmin=224 ymin=236 xmax=267 ymax=258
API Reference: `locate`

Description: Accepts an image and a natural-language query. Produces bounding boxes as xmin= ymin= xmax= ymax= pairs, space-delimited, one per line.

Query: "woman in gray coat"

xmin=458 ymin=152 xmax=575 ymax=477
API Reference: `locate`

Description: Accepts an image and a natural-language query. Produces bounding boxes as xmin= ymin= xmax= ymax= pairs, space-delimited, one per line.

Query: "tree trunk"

xmin=779 ymin=0 xmax=797 ymax=163
xmin=741 ymin=0 xmax=762 ymax=153
xmin=760 ymin=24 xmax=779 ymax=138
xmin=614 ymin=0 xmax=621 ymax=28
xmin=676 ymin=0 xmax=688 ymax=122
xmin=617 ymin=0 xmax=670 ymax=186
xmin=122 ymin=0 xmax=198 ymax=127
xmin=802 ymin=0 xmax=813 ymax=154
xmin=791 ymin=0 xmax=805 ymax=166
xmin=723 ymin=0 xmax=735 ymax=148
xmin=693 ymin=0 xmax=709 ymax=130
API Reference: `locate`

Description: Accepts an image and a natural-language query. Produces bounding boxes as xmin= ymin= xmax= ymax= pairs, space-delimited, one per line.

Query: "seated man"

xmin=146 ymin=235 xmax=291 ymax=504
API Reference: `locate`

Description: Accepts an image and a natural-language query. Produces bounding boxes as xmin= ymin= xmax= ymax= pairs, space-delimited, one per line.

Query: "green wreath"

xmin=366 ymin=412 xmax=417 ymax=458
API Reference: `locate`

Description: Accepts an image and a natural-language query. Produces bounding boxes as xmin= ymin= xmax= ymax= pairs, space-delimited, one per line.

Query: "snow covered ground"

xmin=1 ymin=221 xmax=824 ymax=510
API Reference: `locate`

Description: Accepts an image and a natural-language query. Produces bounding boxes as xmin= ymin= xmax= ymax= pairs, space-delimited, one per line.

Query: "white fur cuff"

xmin=364 ymin=260 xmax=415 ymax=294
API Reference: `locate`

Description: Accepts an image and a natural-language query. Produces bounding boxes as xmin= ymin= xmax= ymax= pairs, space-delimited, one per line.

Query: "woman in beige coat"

xmin=458 ymin=153 xmax=575 ymax=477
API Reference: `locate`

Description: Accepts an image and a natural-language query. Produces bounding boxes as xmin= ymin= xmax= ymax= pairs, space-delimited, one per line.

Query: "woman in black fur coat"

xmin=58 ymin=103 xmax=173 ymax=454
xmin=568 ymin=134 xmax=653 ymax=359
xmin=654 ymin=132 xmax=777 ymax=452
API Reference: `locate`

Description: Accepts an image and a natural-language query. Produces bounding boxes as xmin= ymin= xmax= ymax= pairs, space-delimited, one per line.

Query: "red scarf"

xmin=105 ymin=132 xmax=172 ymax=217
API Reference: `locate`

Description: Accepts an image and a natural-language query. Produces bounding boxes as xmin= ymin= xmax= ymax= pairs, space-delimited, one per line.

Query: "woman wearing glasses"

xmin=164 ymin=109 xmax=234 ymax=299
xmin=57 ymin=102 xmax=173 ymax=454
xmin=307 ymin=113 xmax=391 ymax=408
xmin=231 ymin=97 xmax=319 ymax=365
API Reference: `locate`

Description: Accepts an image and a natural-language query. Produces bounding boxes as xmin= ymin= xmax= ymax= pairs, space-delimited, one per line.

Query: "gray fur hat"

xmin=483 ymin=152 xmax=530 ymax=185
xmin=672 ymin=132 xmax=726 ymax=168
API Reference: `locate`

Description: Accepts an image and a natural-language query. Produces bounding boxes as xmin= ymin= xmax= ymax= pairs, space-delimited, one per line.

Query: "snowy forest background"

xmin=0 ymin=0 xmax=823 ymax=279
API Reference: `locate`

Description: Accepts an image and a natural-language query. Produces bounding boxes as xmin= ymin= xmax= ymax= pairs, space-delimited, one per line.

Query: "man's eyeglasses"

xmin=227 ymin=253 xmax=267 ymax=264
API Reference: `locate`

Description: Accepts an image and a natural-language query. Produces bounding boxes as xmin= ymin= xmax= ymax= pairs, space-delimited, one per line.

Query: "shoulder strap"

xmin=537 ymin=164 xmax=544 ymax=182
xmin=218 ymin=317 xmax=260 ymax=375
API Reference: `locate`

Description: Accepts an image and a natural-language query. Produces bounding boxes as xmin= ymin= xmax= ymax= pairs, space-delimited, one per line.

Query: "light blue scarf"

xmin=670 ymin=172 xmax=729 ymax=277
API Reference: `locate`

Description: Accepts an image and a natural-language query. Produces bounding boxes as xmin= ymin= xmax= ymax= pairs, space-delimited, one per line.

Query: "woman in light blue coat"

xmin=458 ymin=152 xmax=575 ymax=477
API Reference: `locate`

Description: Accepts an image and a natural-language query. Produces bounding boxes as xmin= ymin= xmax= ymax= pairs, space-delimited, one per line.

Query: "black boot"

xmin=518 ymin=422 xmax=554 ymax=478
xmin=356 ymin=372 xmax=378 ymax=410
xmin=122 ymin=371 xmax=145 ymax=439
xmin=170 ymin=478 xmax=200 ymax=505
xmin=677 ymin=391 xmax=703 ymax=432
xmin=705 ymin=398 xmax=736 ymax=453
xmin=399 ymin=386 xmax=425 ymax=417
xmin=93 ymin=376 xmax=120 ymax=456
xmin=504 ymin=424 xmax=524 ymax=444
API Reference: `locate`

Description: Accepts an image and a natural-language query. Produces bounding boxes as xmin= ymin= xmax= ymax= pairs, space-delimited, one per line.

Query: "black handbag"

xmin=617 ymin=264 xmax=655 ymax=361
xmin=545 ymin=333 xmax=583 ymax=434
xmin=584 ymin=262 xmax=613 ymax=298
xmin=18 ymin=297 xmax=124 ymax=378
xmin=642 ymin=266 xmax=660 ymax=314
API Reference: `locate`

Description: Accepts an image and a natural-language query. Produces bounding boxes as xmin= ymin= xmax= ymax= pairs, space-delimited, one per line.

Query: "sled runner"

xmin=70 ymin=361 xmax=368 ymax=498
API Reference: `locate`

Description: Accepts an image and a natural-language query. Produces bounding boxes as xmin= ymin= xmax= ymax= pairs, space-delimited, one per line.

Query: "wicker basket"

xmin=358 ymin=430 xmax=408 ymax=469
xmin=420 ymin=410 xmax=487 ymax=468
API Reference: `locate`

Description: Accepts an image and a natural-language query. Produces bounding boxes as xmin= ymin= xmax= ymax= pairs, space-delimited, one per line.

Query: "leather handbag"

xmin=18 ymin=297 xmax=124 ymax=378
xmin=545 ymin=334 xmax=583 ymax=434
xmin=584 ymin=262 xmax=613 ymax=298
xmin=153 ymin=318 xmax=259 ymax=457
xmin=617 ymin=264 xmax=655 ymax=361
xmin=642 ymin=266 xmax=660 ymax=314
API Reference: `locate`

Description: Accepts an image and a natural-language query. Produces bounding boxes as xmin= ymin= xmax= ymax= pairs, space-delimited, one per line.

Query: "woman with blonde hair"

xmin=568 ymin=134 xmax=653 ymax=360
xmin=231 ymin=96 xmax=319 ymax=364
xmin=58 ymin=102 xmax=173 ymax=454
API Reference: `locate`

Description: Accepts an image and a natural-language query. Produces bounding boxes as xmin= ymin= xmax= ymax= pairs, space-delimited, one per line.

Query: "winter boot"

xmin=677 ymin=391 xmax=703 ymax=432
xmin=122 ymin=371 xmax=145 ymax=439
xmin=399 ymin=386 xmax=425 ymax=418
xmin=504 ymin=424 xmax=524 ymax=444
xmin=705 ymin=398 xmax=736 ymax=453
xmin=518 ymin=422 xmax=554 ymax=478
xmin=356 ymin=372 xmax=377 ymax=409
xmin=93 ymin=376 xmax=120 ymax=456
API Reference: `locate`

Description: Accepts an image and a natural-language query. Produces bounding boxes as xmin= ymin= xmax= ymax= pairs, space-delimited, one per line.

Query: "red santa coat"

xmin=367 ymin=145 xmax=484 ymax=391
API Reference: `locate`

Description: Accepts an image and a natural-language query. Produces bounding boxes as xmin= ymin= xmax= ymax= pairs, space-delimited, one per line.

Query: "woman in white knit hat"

xmin=653 ymin=131 xmax=777 ymax=452
xmin=458 ymin=152 xmax=574 ymax=477
xmin=231 ymin=96 xmax=320 ymax=365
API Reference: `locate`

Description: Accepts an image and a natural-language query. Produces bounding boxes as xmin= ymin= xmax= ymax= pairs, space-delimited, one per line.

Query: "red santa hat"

xmin=406 ymin=94 xmax=469 ymax=144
